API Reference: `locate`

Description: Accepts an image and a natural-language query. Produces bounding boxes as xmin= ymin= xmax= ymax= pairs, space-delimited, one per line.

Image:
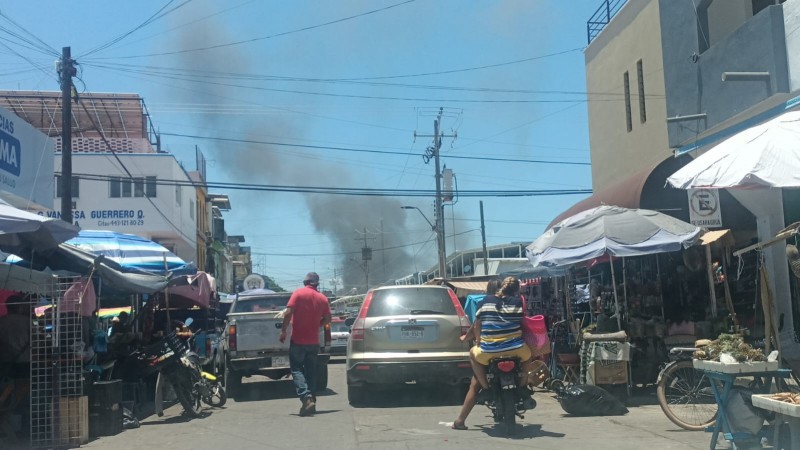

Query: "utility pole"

xmin=58 ymin=47 xmax=76 ymax=223
xmin=356 ymin=227 xmax=374 ymax=292
xmin=416 ymin=108 xmax=456 ymax=279
xmin=480 ymin=201 xmax=489 ymax=276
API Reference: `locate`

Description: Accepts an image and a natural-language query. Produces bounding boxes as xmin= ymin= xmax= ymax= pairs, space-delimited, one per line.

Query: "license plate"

xmin=271 ymin=356 xmax=289 ymax=367
xmin=401 ymin=326 xmax=424 ymax=339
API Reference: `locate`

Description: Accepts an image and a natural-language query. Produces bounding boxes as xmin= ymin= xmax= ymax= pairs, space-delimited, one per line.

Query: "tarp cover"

xmin=667 ymin=110 xmax=800 ymax=189
xmin=527 ymin=205 xmax=702 ymax=268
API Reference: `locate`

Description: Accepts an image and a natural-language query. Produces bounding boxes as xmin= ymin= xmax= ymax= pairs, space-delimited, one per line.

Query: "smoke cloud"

xmin=167 ymin=6 xmax=421 ymax=291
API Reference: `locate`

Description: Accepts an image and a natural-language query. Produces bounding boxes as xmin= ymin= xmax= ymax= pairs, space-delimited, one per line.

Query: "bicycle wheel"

xmin=656 ymin=360 xmax=717 ymax=431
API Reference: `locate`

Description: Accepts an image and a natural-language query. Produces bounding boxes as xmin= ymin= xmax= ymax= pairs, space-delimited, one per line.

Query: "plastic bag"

xmin=725 ymin=388 xmax=764 ymax=436
xmin=557 ymin=384 xmax=629 ymax=416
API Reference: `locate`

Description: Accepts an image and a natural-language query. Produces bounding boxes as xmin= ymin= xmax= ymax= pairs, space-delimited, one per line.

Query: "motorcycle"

xmin=481 ymin=357 xmax=536 ymax=436
xmin=117 ymin=330 xmax=204 ymax=418
xmin=183 ymin=319 xmax=227 ymax=408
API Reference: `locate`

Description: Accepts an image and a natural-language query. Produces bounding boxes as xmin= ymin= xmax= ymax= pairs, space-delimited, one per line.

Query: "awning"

xmin=445 ymin=280 xmax=488 ymax=293
xmin=546 ymin=163 xmax=657 ymax=230
xmin=699 ymin=229 xmax=734 ymax=247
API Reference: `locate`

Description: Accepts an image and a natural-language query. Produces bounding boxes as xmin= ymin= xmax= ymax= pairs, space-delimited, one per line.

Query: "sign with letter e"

xmin=688 ymin=188 xmax=722 ymax=228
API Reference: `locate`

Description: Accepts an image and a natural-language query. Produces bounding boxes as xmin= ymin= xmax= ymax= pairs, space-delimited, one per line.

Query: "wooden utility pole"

xmin=59 ymin=47 xmax=76 ymax=223
xmin=416 ymin=108 xmax=456 ymax=279
xmin=480 ymin=201 xmax=489 ymax=275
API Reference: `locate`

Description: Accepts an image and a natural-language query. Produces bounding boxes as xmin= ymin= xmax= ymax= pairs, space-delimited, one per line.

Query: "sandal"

xmin=451 ymin=421 xmax=468 ymax=430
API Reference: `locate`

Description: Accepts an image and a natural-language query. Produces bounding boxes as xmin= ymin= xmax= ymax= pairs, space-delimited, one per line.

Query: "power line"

xmin=0 ymin=9 xmax=59 ymax=56
xmin=79 ymin=0 xmax=194 ymax=58
xmin=158 ymin=132 xmax=591 ymax=166
xmin=88 ymin=0 xmax=417 ymax=60
xmin=64 ymin=172 xmax=593 ymax=198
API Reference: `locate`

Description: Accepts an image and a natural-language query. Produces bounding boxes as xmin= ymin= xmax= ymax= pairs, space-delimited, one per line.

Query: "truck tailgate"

xmin=231 ymin=312 xmax=289 ymax=353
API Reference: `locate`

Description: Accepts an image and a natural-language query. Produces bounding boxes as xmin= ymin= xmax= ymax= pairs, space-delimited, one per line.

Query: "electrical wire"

xmin=157 ymin=132 xmax=590 ymax=166
xmin=79 ymin=0 xmax=194 ymax=58
xmin=0 ymin=8 xmax=59 ymax=56
xmin=88 ymin=0 xmax=417 ymax=60
xmin=63 ymin=172 xmax=592 ymax=198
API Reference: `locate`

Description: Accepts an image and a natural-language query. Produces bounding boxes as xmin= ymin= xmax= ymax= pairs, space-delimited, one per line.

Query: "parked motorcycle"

xmin=481 ymin=357 xmax=536 ymax=436
xmin=117 ymin=331 xmax=204 ymax=418
xmin=183 ymin=319 xmax=227 ymax=408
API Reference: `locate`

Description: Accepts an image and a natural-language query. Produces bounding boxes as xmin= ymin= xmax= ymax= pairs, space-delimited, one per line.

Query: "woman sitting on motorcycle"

xmin=469 ymin=276 xmax=532 ymax=392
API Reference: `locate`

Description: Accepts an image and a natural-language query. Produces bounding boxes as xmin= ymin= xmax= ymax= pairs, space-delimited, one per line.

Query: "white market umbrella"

xmin=527 ymin=205 xmax=702 ymax=329
xmin=667 ymin=110 xmax=800 ymax=189
xmin=0 ymin=200 xmax=79 ymax=255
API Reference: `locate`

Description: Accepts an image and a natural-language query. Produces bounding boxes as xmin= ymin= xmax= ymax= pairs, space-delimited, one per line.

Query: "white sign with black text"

xmin=688 ymin=188 xmax=722 ymax=228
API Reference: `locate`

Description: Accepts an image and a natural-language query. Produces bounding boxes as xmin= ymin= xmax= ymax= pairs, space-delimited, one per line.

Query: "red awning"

xmin=546 ymin=159 xmax=666 ymax=230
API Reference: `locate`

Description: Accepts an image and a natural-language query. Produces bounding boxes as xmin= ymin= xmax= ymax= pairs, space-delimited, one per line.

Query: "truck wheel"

xmin=348 ymin=385 xmax=365 ymax=405
xmin=316 ymin=361 xmax=329 ymax=391
xmin=224 ymin=359 xmax=242 ymax=393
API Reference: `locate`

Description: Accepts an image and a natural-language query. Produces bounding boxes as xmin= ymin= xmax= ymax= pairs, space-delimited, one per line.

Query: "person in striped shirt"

xmin=470 ymin=276 xmax=532 ymax=391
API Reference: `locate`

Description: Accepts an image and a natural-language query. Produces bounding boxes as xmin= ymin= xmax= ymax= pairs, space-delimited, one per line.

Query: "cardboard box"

xmin=593 ymin=360 xmax=628 ymax=385
xmin=58 ymin=396 xmax=89 ymax=445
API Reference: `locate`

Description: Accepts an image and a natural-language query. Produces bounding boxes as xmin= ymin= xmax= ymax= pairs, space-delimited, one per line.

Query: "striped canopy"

xmin=66 ymin=230 xmax=196 ymax=276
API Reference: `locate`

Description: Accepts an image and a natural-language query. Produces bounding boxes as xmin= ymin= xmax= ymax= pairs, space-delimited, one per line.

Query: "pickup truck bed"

xmin=219 ymin=291 xmax=330 ymax=393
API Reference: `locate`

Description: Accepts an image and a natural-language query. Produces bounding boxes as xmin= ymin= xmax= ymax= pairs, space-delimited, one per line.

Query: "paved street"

xmin=82 ymin=358 xmax=719 ymax=450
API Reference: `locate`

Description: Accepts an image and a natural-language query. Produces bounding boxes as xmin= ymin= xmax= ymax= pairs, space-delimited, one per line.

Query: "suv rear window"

xmin=233 ymin=295 xmax=291 ymax=313
xmin=366 ymin=288 xmax=455 ymax=317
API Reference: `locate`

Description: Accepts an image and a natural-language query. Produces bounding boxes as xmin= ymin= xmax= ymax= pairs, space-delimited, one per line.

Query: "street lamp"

xmin=401 ymin=205 xmax=446 ymax=279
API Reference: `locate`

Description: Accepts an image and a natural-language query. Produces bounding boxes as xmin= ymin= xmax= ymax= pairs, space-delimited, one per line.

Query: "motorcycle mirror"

xmin=184 ymin=317 xmax=194 ymax=327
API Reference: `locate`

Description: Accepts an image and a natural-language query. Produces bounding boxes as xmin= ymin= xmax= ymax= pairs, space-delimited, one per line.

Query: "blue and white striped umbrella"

xmin=65 ymin=230 xmax=196 ymax=276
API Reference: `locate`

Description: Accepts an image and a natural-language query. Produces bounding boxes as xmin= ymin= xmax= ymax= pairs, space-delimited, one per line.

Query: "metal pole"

xmin=610 ymin=258 xmax=622 ymax=330
xmin=480 ymin=201 xmax=489 ymax=275
xmin=433 ymin=109 xmax=446 ymax=279
xmin=59 ymin=47 xmax=74 ymax=223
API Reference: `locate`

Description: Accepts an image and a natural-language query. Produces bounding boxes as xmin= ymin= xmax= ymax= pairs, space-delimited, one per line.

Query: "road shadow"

xmin=351 ymin=384 xmax=466 ymax=408
xmin=232 ymin=377 xmax=338 ymax=403
xmin=476 ymin=423 xmax=565 ymax=439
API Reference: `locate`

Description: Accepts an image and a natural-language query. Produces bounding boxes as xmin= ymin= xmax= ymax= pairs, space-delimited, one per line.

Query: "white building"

xmin=50 ymin=152 xmax=198 ymax=262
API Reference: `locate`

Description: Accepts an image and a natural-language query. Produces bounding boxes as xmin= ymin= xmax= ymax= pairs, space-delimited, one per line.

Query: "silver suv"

xmin=345 ymin=285 xmax=472 ymax=404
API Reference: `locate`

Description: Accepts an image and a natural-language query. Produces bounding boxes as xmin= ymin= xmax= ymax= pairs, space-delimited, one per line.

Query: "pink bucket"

xmin=530 ymin=315 xmax=547 ymax=334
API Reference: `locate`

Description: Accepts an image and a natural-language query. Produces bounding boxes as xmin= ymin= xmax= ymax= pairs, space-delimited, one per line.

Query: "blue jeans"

xmin=289 ymin=343 xmax=319 ymax=400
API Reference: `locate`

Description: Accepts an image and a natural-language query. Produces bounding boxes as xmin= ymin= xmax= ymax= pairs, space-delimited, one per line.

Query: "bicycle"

xmin=656 ymin=346 xmax=718 ymax=431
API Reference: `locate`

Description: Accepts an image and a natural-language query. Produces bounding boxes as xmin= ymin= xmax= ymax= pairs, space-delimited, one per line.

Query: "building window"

xmin=190 ymin=200 xmax=195 ymax=220
xmin=110 ymin=177 xmax=121 ymax=198
xmin=637 ymin=60 xmax=646 ymax=124
xmin=146 ymin=176 xmax=157 ymax=197
xmin=133 ymin=177 xmax=145 ymax=198
xmin=55 ymin=176 xmax=79 ymax=198
xmin=623 ymin=71 xmax=632 ymax=132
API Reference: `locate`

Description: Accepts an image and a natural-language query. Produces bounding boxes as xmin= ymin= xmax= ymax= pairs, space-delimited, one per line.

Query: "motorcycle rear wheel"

xmin=203 ymin=383 xmax=227 ymax=408
xmin=501 ymin=389 xmax=516 ymax=436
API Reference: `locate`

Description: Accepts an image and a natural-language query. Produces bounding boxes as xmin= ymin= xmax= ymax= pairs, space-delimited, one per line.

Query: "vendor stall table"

xmin=752 ymin=393 xmax=800 ymax=449
xmin=699 ymin=366 xmax=790 ymax=450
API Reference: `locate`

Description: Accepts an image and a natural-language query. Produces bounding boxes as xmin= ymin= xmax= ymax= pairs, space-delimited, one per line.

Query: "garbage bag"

xmin=725 ymin=387 xmax=764 ymax=436
xmin=557 ymin=384 xmax=629 ymax=416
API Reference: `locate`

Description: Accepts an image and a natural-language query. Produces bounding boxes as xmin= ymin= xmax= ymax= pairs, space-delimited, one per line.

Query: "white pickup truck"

xmin=217 ymin=289 xmax=331 ymax=393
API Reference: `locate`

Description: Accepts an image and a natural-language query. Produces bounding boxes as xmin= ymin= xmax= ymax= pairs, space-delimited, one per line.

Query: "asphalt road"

xmin=84 ymin=358 xmax=720 ymax=449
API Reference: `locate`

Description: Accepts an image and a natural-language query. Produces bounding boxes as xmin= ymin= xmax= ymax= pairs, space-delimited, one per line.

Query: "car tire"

xmin=223 ymin=357 xmax=241 ymax=394
xmin=348 ymin=385 xmax=366 ymax=405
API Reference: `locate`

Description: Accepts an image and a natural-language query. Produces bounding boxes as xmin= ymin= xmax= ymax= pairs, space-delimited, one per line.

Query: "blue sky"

xmin=2 ymin=0 xmax=601 ymax=291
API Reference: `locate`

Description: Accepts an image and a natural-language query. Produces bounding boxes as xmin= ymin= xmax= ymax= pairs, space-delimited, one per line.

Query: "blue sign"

xmin=0 ymin=129 xmax=21 ymax=177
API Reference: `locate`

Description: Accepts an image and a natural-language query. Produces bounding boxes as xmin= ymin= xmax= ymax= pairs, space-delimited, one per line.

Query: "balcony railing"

xmin=587 ymin=0 xmax=629 ymax=44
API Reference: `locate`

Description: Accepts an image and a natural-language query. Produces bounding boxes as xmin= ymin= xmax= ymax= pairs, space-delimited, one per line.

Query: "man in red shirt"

xmin=279 ymin=272 xmax=331 ymax=416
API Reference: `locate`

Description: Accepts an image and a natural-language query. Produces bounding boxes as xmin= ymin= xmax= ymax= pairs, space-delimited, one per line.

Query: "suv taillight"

xmin=351 ymin=291 xmax=373 ymax=341
xmin=448 ymin=289 xmax=471 ymax=336
xmin=228 ymin=324 xmax=237 ymax=351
